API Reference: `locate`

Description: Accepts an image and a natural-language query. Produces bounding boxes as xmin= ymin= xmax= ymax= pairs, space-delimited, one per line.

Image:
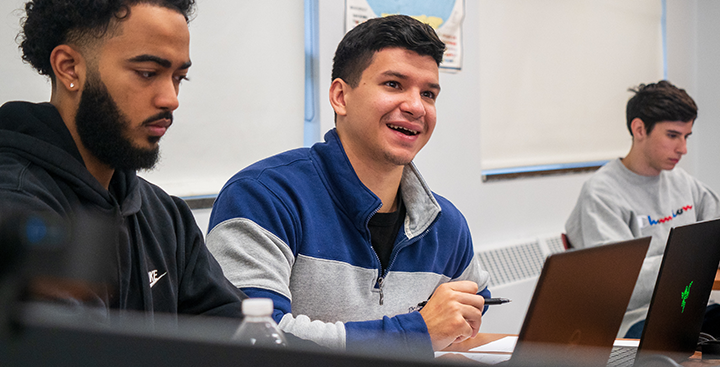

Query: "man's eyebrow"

xmin=127 ymin=55 xmax=192 ymax=70
xmin=381 ymin=70 xmax=408 ymax=80
xmin=381 ymin=70 xmax=441 ymax=91
xmin=667 ymin=128 xmax=692 ymax=136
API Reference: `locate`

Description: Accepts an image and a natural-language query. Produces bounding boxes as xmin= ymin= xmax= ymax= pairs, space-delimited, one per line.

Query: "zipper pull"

xmin=377 ymin=277 xmax=384 ymax=305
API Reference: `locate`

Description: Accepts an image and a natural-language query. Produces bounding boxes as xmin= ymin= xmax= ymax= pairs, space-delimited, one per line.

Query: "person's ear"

xmin=631 ymin=118 xmax=647 ymax=141
xmin=49 ymin=45 xmax=86 ymax=93
xmin=329 ymin=78 xmax=350 ymax=117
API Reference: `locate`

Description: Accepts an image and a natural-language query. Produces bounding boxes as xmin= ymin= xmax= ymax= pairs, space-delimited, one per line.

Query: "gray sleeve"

xmin=206 ymin=218 xmax=348 ymax=350
xmin=691 ymin=179 xmax=720 ymax=270
xmin=565 ymin=185 xmax=639 ymax=249
xmin=692 ymin=180 xmax=720 ymax=221
xmin=206 ymin=218 xmax=295 ymax=298
xmin=455 ymin=253 xmax=490 ymax=291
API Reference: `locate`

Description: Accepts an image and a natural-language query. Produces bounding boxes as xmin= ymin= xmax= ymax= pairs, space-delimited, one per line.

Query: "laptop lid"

xmin=637 ymin=218 xmax=720 ymax=361
xmin=510 ymin=237 xmax=651 ymax=367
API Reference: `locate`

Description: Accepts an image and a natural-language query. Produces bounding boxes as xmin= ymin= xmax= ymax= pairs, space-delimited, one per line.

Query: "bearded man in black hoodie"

xmin=0 ymin=0 xmax=248 ymax=317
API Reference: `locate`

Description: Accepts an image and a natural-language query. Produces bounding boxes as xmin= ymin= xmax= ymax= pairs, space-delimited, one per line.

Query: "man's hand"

xmin=418 ymin=281 xmax=485 ymax=351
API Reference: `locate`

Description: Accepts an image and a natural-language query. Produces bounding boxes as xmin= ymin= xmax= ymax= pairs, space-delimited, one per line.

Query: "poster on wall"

xmin=345 ymin=0 xmax=464 ymax=72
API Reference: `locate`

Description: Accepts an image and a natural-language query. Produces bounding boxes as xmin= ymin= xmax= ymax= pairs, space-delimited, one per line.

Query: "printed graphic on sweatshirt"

xmin=644 ymin=205 xmax=693 ymax=227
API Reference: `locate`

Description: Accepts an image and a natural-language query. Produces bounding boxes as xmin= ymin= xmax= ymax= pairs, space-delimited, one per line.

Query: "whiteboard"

xmin=477 ymin=0 xmax=663 ymax=171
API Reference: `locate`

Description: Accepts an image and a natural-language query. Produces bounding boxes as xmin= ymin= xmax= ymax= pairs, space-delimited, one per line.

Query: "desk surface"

xmin=715 ymin=269 xmax=720 ymax=290
xmin=441 ymin=334 xmax=720 ymax=366
xmin=443 ymin=333 xmax=511 ymax=352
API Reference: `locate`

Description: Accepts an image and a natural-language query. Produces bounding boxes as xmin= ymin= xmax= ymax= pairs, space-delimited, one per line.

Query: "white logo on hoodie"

xmin=148 ymin=270 xmax=167 ymax=288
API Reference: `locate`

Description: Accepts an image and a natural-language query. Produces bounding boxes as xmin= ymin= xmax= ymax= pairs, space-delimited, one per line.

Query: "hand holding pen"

xmin=416 ymin=297 xmax=511 ymax=310
xmin=417 ymin=281 xmax=509 ymax=351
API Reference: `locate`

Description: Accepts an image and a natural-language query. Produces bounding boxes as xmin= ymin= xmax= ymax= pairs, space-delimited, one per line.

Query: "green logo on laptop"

xmin=681 ymin=281 xmax=693 ymax=313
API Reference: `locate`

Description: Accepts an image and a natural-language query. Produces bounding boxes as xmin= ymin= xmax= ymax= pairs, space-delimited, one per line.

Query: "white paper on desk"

xmin=435 ymin=351 xmax=512 ymax=364
xmin=613 ymin=339 xmax=640 ymax=347
xmin=466 ymin=336 xmax=639 ymax=352
xmin=469 ymin=336 xmax=518 ymax=353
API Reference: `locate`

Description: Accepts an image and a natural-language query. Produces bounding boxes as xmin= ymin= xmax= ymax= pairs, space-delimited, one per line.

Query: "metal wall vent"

xmin=477 ymin=235 xmax=565 ymax=287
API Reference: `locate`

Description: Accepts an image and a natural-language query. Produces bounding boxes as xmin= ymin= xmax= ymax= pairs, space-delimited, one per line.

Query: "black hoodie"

xmin=0 ymin=101 xmax=246 ymax=319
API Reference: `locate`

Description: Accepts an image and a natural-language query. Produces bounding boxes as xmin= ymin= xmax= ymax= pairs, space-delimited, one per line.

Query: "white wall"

xmin=695 ymin=0 xmax=720 ymax=189
xmin=0 ymin=1 xmax=50 ymax=104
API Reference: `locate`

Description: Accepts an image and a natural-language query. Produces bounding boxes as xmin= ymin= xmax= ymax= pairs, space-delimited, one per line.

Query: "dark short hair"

xmin=19 ymin=0 xmax=196 ymax=78
xmin=331 ymin=14 xmax=445 ymax=88
xmin=626 ymin=80 xmax=697 ymax=136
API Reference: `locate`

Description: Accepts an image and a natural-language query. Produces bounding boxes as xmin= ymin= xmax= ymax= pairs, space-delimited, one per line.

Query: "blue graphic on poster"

xmin=345 ymin=0 xmax=464 ymax=72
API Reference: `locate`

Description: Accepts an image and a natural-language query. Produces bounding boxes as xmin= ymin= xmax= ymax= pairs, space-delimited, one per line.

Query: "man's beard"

xmin=75 ymin=76 xmax=166 ymax=171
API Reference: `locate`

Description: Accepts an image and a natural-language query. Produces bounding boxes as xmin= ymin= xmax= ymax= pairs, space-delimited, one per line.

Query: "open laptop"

xmin=507 ymin=237 xmax=651 ymax=367
xmin=607 ymin=218 xmax=720 ymax=367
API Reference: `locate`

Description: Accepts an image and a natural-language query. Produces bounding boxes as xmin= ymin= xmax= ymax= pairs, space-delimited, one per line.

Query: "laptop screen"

xmin=638 ymin=218 xmax=720 ymax=359
xmin=511 ymin=237 xmax=651 ymax=366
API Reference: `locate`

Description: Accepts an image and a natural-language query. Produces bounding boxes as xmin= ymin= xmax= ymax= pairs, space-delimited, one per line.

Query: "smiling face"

xmin=76 ymin=4 xmax=190 ymax=169
xmin=632 ymin=119 xmax=693 ymax=176
xmin=333 ymin=47 xmax=440 ymax=173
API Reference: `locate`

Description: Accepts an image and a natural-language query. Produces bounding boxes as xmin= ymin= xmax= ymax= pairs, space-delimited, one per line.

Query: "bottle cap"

xmin=242 ymin=298 xmax=274 ymax=316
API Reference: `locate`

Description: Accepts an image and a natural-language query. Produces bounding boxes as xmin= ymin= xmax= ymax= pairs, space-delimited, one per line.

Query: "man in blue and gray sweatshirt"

xmin=208 ymin=15 xmax=490 ymax=358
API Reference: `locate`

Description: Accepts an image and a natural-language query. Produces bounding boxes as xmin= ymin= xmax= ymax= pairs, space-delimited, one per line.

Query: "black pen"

xmin=415 ymin=297 xmax=511 ymax=310
xmin=484 ymin=297 xmax=511 ymax=305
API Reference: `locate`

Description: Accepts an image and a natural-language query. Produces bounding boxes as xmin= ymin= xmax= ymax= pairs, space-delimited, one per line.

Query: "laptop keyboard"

xmin=606 ymin=346 xmax=637 ymax=367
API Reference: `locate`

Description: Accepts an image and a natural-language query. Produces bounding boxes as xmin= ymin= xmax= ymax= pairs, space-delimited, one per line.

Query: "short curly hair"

xmin=19 ymin=0 xmax=196 ymax=78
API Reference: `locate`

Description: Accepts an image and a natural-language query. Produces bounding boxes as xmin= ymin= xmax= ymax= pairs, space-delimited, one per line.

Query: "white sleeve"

xmin=278 ymin=314 xmax=346 ymax=350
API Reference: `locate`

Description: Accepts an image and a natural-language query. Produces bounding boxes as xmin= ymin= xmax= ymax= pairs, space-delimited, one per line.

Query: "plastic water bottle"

xmin=233 ymin=298 xmax=287 ymax=347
